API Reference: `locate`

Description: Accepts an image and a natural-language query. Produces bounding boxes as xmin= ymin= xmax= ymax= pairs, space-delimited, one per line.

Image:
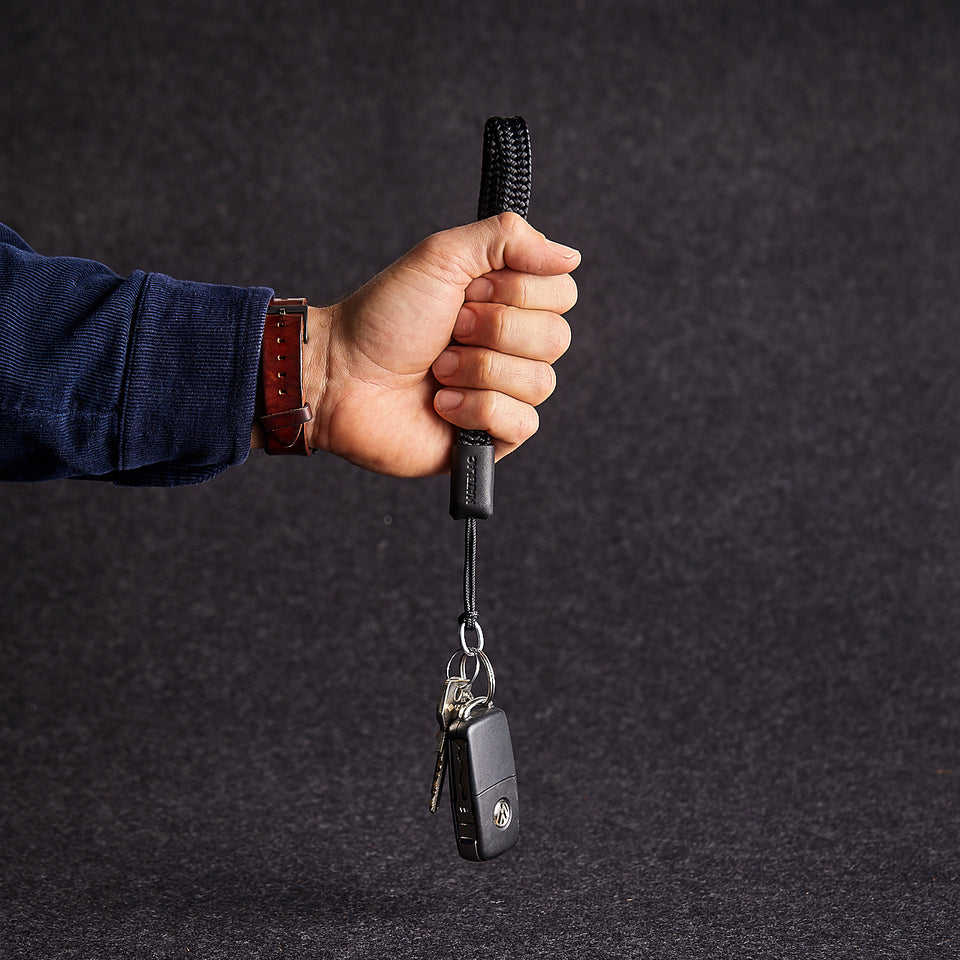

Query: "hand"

xmin=302 ymin=212 xmax=579 ymax=477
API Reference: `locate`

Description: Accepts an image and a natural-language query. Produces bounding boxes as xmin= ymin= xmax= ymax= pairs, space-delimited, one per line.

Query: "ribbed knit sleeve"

xmin=0 ymin=223 xmax=272 ymax=485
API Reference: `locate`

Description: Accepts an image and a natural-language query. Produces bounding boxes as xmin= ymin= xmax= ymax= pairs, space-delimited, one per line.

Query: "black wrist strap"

xmin=449 ymin=117 xmax=532 ymax=522
xmin=451 ymin=117 xmax=532 ymax=643
xmin=477 ymin=116 xmax=532 ymax=223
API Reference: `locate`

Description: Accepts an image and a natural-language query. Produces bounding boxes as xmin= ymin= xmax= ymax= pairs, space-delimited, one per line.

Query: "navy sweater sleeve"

xmin=0 ymin=223 xmax=273 ymax=485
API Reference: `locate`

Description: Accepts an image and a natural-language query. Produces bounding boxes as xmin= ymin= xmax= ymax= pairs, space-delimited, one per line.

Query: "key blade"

xmin=430 ymin=678 xmax=471 ymax=814
xmin=438 ymin=678 xmax=471 ymax=726
xmin=429 ymin=728 xmax=448 ymax=813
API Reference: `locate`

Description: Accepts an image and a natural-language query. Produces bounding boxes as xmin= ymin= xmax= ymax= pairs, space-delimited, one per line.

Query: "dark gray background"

xmin=1 ymin=1 xmax=958 ymax=957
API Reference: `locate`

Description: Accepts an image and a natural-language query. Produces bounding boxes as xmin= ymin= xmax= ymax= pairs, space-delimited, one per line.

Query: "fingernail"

xmin=454 ymin=305 xmax=477 ymax=339
xmin=435 ymin=389 xmax=463 ymax=412
xmin=546 ymin=238 xmax=581 ymax=259
xmin=434 ymin=349 xmax=459 ymax=378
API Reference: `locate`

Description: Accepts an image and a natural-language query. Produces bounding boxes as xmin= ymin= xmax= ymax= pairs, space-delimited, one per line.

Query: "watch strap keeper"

xmin=259 ymin=297 xmax=313 ymax=456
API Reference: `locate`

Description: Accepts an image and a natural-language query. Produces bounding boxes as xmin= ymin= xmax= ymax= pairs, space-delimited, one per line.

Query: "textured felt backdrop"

xmin=1 ymin=1 xmax=958 ymax=957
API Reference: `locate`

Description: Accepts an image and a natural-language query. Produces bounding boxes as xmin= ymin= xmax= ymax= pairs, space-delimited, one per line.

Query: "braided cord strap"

xmin=477 ymin=116 xmax=532 ymax=221
xmin=450 ymin=117 xmax=532 ymax=520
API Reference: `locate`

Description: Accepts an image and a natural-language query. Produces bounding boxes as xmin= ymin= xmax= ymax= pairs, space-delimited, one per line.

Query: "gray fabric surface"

xmin=1 ymin=1 xmax=958 ymax=956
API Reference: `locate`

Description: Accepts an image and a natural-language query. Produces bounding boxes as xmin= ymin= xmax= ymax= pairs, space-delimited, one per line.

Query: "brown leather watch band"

xmin=259 ymin=297 xmax=313 ymax=456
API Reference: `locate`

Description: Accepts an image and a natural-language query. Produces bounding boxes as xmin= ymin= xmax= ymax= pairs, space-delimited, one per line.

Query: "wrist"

xmin=302 ymin=303 xmax=335 ymax=454
xmin=251 ymin=299 xmax=333 ymax=455
xmin=249 ymin=301 xmax=336 ymax=455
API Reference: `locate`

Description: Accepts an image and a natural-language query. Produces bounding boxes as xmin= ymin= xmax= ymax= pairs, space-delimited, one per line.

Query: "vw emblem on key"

xmin=493 ymin=798 xmax=512 ymax=830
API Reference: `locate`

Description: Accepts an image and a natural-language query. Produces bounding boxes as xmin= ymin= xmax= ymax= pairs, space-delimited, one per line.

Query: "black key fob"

xmin=447 ymin=704 xmax=519 ymax=861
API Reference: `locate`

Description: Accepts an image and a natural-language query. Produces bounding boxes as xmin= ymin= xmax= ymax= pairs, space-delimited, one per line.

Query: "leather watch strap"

xmin=259 ymin=297 xmax=313 ymax=455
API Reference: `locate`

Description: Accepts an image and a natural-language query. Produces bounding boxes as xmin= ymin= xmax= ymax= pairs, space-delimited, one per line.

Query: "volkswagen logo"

xmin=492 ymin=798 xmax=512 ymax=829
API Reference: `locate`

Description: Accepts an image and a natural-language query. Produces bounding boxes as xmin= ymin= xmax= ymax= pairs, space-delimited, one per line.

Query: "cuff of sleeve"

xmin=113 ymin=272 xmax=273 ymax=486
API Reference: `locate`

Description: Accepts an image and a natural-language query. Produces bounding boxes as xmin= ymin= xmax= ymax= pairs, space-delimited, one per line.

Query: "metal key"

xmin=447 ymin=701 xmax=519 ymax=861
xmin=429 ymin=677 xmax=471 ymax=813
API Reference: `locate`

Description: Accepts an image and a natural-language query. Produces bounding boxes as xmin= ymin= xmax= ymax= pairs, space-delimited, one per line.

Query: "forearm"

xmin=0 ymin=223 xmax=271 ymax=484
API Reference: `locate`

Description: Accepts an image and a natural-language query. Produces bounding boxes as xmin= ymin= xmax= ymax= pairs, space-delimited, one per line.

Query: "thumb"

xmin=416 ymin=212 xmax=581 ymax=285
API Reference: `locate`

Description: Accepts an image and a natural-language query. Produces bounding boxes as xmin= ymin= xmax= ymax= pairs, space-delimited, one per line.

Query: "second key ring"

xmin=459 ymin=648 xmax=496 ymax=717
xmin=446 ymin=649 xmax=481 ymax=685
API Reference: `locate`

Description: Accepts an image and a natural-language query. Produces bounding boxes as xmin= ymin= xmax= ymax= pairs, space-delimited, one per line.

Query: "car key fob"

xmin=447 ymin=703 xmax=519 ymax=861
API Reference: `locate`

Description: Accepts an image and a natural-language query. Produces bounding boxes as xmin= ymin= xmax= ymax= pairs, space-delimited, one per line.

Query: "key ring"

xmin=459 ymin=648 xmax=496 ymax=717
xmin=446 ymin=649 xmax=481 ymax=684
xmin=459 ymin=618 xmax=485 ymax=656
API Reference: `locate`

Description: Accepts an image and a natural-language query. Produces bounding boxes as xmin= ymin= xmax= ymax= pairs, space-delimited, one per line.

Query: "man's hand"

xmin=300 ymin=212 xmax=580 ymax=477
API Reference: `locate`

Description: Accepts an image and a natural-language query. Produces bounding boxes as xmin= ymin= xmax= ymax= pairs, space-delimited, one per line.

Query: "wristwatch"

xmin=258 ymin=297 xmax=313 ymax=456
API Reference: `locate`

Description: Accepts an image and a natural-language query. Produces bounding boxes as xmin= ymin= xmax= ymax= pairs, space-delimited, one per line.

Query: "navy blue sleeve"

xmin=0 ymin=223 xmax=273 ymax=485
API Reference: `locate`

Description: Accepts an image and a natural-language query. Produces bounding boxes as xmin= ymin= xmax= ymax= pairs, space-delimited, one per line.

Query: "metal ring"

xmin=478 ymin=648 xmax=496 ymax=705
xmin=445 ymin=649 xmax=480 ymax=684
xmin=458 ymin=649 xmax=495 ymax=716
xmin=459 ymin=619 xmax=485 ymax=656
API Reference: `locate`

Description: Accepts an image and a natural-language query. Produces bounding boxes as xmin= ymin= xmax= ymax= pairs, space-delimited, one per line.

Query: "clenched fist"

xmin=286 ymin=212 xmax=580 ymax=476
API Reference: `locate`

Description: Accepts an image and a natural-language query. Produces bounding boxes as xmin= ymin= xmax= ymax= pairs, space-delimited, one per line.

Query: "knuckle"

xmin=515 ymin=274 xmax=531 ymax=309
xmin=477 ymin=391 xmax=500 ymax=428
xmin=496 ymin=211 xmax=524 ymax=234
xmin=477 ymin=350 xmax=500 ymax=387
xmin=491 ymin=304 xmax=512 ymax=344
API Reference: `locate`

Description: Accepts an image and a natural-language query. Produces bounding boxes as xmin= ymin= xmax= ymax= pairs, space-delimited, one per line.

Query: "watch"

xmin=258 ymin=297 xmax=313 ymax=456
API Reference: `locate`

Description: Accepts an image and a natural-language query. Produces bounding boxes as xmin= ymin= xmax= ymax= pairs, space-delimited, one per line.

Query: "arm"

xmin=0 ymin=214 xmax=578 ymax=484
xmin=0 ymin=222 xmax=270 ymax=484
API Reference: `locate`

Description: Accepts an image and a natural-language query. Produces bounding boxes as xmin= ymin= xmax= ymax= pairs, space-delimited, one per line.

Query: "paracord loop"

xmin=460 ymin=518 xmax=478 ymax=629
